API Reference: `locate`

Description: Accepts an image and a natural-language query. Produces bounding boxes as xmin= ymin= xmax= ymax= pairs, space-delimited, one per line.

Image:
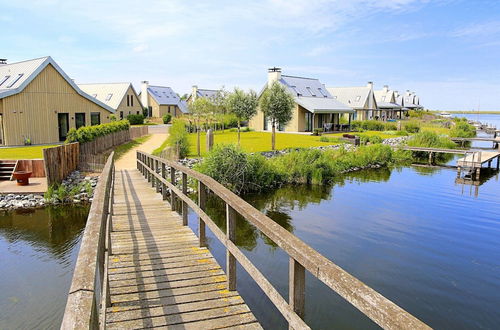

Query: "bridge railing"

xmin=137 ymin=151 xmax=430 ymax=330
xmin=61 ymin=152 xmax=115 ymax=330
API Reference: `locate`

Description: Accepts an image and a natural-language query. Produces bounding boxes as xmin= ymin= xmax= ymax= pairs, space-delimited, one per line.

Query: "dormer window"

xmin=0 ymin=75 xmax=10 ymax=87
xmin=306 ymin=87 xmax=316 ymax=96
xmin=318 ymin=88 xmax=327 ymax=97
xmin=105 ymin=93 xmax=113 ymax=101
xmin=291 ymin=86 xmax=300 ymax=96
xmin=381 ymin=96 xmax=386 ymax=101
xmin=355 ymin=96 xmax=361 ymax=102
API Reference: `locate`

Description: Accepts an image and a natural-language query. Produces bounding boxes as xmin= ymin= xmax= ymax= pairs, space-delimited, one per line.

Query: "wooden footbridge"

xmin=61 ymin=152 xmax=430 ymax=329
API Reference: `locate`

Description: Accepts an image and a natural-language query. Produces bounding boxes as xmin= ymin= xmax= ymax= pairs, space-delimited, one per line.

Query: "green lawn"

xmin=324 ymin=131 xmax=396 ymax=139
xmin=0 ymin=144 xmax=60 ymax=159
xmin=114 ymin=135 xmax=151 ymax=160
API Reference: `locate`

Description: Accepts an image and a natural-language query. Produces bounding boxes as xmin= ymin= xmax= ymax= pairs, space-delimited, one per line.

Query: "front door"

xmin=58 ymin=113 xmax=69 ymax=142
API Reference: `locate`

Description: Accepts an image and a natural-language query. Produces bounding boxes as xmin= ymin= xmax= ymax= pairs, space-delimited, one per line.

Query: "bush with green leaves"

xmin=162 ymin=114 xmax=172 ymax=124
xmin=65 ymin=120 xmax=130 ymax=143
xmin=312 ymin=128 xmax=323 ymax=136
xmin=319 ymin=136 xmax=330 ymax=142
xmin=127 ymin=114 xmax=145 ymax=125
xmin=407 ymin=131 xmax=456 ymax=162
xmin=369 ymin=135 xmax=383 ymax=144
xmin=404 ymin=121 xmax=420 ymax=133
xmin=351 ymin=120 xmax=385 ymax=131
xmin=450 ymin=121 xmax=476 ymax=138
xmin=109 ymin=114 xmax=117 ymax=122
xmin=166 ymin=119 xmax=190 ymax=158
xmin=384 ymin=122 xmax=397 ymax=130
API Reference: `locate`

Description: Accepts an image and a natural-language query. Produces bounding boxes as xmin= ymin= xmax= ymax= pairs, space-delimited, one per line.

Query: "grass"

xmin=152 ymin=138 xmax=169 ymax=156
xmin=324 ymin=131 xmax=396 ymax=140
xmin=0 ymin=144 xmax=59 ymax=159
xmin=420 ymin=126 xmax=451 ymax=135
xmin=114 ymin=135 xmax=151 ymax=160
xmin=186 ymin=130 xmax=342 ymax=157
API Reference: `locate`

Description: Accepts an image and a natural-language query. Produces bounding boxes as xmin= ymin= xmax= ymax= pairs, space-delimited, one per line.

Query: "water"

xmin=453 ymin=113 xmax=500 ymax=129
xmin=189 ymin=165 xmax=500 ymax=329
xmin=0 ymin=205 xmax=89 ymax=329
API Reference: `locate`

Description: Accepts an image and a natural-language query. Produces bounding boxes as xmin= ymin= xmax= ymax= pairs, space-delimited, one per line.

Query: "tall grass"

xmin=407 ymin=131 xmax=456 ymax=162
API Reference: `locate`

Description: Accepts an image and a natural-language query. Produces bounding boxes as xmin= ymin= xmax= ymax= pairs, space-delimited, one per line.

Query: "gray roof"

xmin=78 ymin=82 xmax=141 ymax=110
xmin=145 ymin=86 xmax=189 ymax=113
xmin=277 ymin=75 xmax=353 ymax=113
xmin=196 ymin=88 xmax=218 ymax=99
xmin=374 ymin=88 xmax=401 ymax=110
xmin=377 ymin=101 xmax=402 ymax=109
xmin=326 ymin=86 xmax=376 ymax=110
xmin=0 ymin=56 xmax=114 ymax=113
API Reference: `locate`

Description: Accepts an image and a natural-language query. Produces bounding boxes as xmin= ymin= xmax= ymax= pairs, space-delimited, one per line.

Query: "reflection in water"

xmin=0 ymin=205 xmax=89 ymax=329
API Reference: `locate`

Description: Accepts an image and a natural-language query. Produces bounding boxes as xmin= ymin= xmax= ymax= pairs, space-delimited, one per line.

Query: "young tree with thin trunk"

xmin=226 ymin=88 xmax=258 ymax=144
xmin=189 ymin=98 xmax=214 ymax=157
xmin=259 ymin=81 xmax=295 ymax=150
xmin=212 ymin=87 xmax=228 ymax=131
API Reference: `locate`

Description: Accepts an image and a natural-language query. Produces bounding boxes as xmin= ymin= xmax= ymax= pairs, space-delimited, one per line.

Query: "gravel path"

xmin=115 ymin=133 xmax=168 ymax=170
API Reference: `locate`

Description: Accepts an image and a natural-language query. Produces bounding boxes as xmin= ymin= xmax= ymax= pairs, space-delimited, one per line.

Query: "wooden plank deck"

xmin=106 ymin=169 xmax=261 ymax=329
xmin=457 ymin=151 xmax=500 ymax=167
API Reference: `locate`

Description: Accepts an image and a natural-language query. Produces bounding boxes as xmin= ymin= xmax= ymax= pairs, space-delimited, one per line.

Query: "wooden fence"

xmin=129 ymin=126 xmax=148 ymax=139
xmin=79 ymin=130 xmax=130 ymax=156
xmin=61 ymin=153 xmax=114 ymax=329
xmin=136 ymin=151 xmax=430 ymax=330
xmin=15 ymin=159 xmax=46 ymax=177
xmin=43 ymin=143 xmax=79 ymax=186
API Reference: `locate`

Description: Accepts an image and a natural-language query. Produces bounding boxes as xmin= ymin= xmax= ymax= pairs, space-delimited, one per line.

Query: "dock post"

xmin=475 ymin=167 xmax=481 ymax=181
xmin=457 ymin=166 xmax=461 ymax=178
xmin=198 ymin=181 xmax=207 ymax=247
xmin=497 ymin=156 xmax=500 ymax=170
xmin=289 ymin=257 xmax=306 ymax=323
xmin=226 ymin=204 xmax=237 ymax=291
xmin=428 ymin=151 xmax=433 ymax=165
xmin=170 ymin=167 xmax=176 ymax=211
xmin=182 ymin=173 xmax=188 ymax=226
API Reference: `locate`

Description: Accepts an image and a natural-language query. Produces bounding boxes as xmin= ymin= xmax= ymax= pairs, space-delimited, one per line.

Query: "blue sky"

xmin=1 ymin=0 xmax=499 ymax=110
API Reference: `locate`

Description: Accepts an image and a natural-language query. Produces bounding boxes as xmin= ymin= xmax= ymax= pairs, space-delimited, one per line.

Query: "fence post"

xmin=198 ymin=181 xmax=206 ymax=247
xmin=147 ymin=157 xmax=151 ymax=183
xmin=161 ymin=163 xmax=167 ymax=200
xmin=155 ymin=159 xmax=160 ymax=193
xmin=226 ymin=204 xmax=237 ymax=291
xmin=289 ymin=257 xmax=306 ymax=326
xmin=170 ymin=167 xmax=176 ymax=211
xmin=182 ymin=172 xmax=188 ymax=226
xmin=151 ymin=158 xmax=156 ymax=188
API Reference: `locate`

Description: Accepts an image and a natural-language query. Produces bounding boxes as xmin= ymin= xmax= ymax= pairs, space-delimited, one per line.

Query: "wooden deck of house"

xmin=105 ymin=169 xmax=261 ymax=329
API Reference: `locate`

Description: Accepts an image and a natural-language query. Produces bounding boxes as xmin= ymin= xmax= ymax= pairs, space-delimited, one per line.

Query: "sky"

xmin=1 ymin=0 xmax=500 ymax=110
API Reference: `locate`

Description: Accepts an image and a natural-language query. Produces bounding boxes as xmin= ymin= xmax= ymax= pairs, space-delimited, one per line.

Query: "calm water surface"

xmin=0 ymin=205 xmax=89 ymax=329
xmin=190 ymin=165 xmax=500 ymax=329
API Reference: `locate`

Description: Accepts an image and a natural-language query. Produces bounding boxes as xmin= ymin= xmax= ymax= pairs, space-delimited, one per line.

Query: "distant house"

xmin=186 ymin=85 xmax=220 ymax=104
xmin=401 ymin=90 xmax=423 ymax=110
xmin=139 ymin=81 xmax=188 ymax=118
xmin=78 ymin=83 xmax=143 ymax=120
xmin=249 ymin=68 xmax=354 ymax=132
xmin=374 ymin=85 xmax=403 ymax=120
xmin=327 ymin=82 xmax=378 ymax=121
xmin=0 ymin=56 xmax=114 ymax=146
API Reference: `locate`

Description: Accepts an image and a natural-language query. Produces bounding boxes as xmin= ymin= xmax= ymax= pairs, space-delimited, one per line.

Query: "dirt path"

xmin=115 ymin=133 xmax=168 ymax=170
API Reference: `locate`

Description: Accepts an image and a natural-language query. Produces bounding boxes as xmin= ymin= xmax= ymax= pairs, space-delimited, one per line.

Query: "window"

xmin=126 ymin=95 xmax=130 ymax=106
xmin=90 ymin=112 xmax=100 ymax=125
xmin=137 ymin=111 xmax=140 ymax=115
xmin=105 ymin=93 xmax=113 ymax=101
xmin=120 ymin=111 xmax=124 ymax=120
xmin=381 ymin=96 xmax=386 ymax=101
xmin=318 ymin=88 xmax=327 ymax=97
xmin=355 ymin=96 xmax=361 ymax=102
xmin=306 ymin=87 xmax=316 ymax=96
xmin=75 ymin=113 xmax=86 ymax=129
xmin=0 ymin=76 xmax=10 ymax=86
xmin=130 ymin=95 xmax=134 ymax=106
xmin=291 ymin=86 xmax=300 ymax=96
xmin=6 ymin=74 xmax=23 ymax=88
xmin=168 ymin=106 xmax=171 ymax=114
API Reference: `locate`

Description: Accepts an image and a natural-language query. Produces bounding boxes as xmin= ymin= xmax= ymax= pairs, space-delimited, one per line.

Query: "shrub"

xmin=109 ymin=114 xmax=117 ymax=122
xmin=312 ymin=128 xmax=323 ymax=136
xmin=351 ymin=120 xmax=385 ymax=131
xmin=65 ymin=120 xmax=130 ymax=143
xmin=407 ymin=131 xmax=456 ymax=162
xmin=384 ymin=122 xmax=397 ymax=131
xmin=127 ymin=114 xmax=145 ymax=125
xmin=319 ymin=136 xmax=330 ymax=142
xmin=450 ymin=121 xmax=476 ymax=138
xmin=166 ymin=119 xmax=190 ymax=158
xmin=369 ymin=136 xmax=383 ymax=144
xmin=404 ymin=121 xmax=420 ymax=133
xmin=395 ymin=130 xmax=409 ymax=136
xmin=162 ymin=114 xmax=172 ymax=124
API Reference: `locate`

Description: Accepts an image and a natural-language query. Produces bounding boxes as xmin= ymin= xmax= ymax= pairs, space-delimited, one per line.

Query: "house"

xmin=402 ymin=90 xmax=423 ymax=110
xmin=78 ymin=83 xmax=143 ymax=120
xmin=186 ymin=85 xmax=220 ymax=104
xmin=0 ymin=56 xmax=114 ymax=146
xmin=327 ymin=82 xmax=378 ymax=121
xmin=139 ymin=81 xmax=188 ymax=118
xmin=249 ymin=68 xmax=354 ymax=132
xmin=374 ymin=85 xmax=404 ymax=120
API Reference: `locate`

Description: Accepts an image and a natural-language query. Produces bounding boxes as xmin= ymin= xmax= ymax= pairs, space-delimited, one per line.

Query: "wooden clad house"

xmin=327 ymin=83 xmax=378 ymax=121
xmin=139 ymin=81 xmax=188 ymax=118
xmin=249 ymin=68 xmax=354 ymax=132
xmin=78 ymin=82 xmax=143 ymax=120
xmin=0 ymin=56 xmax=114 ymax=146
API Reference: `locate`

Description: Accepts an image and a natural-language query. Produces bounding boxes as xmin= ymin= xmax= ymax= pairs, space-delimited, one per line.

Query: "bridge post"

xmin=147 ymin=157 xmax=152 ymax=183
xmin=198 ymin=181 xmax=207 ymax=247
xmin=182 ymin=173 xmax=188 ymax=226
xmin=161 ymin=163 xmax=167 ymax=200
xmin=170 ymin=167 xmax=177 ymax=211
xmin=428 ymin=151 xmax=433 ymax=165
xmin=289 ymin=257 xmax=305 ymax=326
xmin=226 ymin=204 xmax=237 ymax=291
xmin=155 ymin=160 xmax=160 ymax=193
xmin=151 ymin=158 xmax=156 ymax=188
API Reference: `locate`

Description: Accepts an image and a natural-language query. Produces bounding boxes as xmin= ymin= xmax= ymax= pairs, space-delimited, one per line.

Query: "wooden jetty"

xmin=457 ymin=151 xmax=500 ymax=180
xmin=61 ymin=152 xmax=430 ymax=329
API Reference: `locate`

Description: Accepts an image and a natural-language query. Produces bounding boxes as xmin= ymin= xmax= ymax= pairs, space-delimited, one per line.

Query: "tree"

xmin=188 ymin=97 xmax=214 ymax=156
xmin=259 ymin=81 xmax=295 ymax=150
xmin=212 ymin=87 xmax=229 ymax=131
xmin=226 ymin=88 xmax=258 ymax=144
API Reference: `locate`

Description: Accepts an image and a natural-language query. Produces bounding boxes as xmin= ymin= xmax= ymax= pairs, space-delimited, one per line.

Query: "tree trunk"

xmin=237 ymin=120 xmax=241 ymax=145
xmin=272 ymin=122 xmax=276 ymax=151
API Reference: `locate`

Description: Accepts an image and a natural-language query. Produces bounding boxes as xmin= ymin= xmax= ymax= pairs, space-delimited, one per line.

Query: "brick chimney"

xmin=268 ymin=67 xmax=281 ymax=88
xmin=383 ymin=85 xmax=389 ymax=93
xmin=367 ymin=81 xmax=373 ymax=90
xmin=141 ymin=81 xmax=149 ymax=108
xmin=191 ymin=85 xmax=198 ymax=101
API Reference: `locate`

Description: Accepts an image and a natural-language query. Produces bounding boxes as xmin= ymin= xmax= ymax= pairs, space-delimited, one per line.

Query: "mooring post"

xmin=428 ymin=151 xmax=433 ymax=165
xmin=198 ymin=181 xmax=207 ymax=247
xmin=497 ymin=156 xmax=500 ymax=170
xmin=289 ymin=257 xmax=306 ymax=326
xmin=161 ymin=163 xmax=167 ymax=200
xmin=226 ymin=204 xmax=237 ymax=291
xmin=475 ymin=167 xmax=481 ymax=181
xmin=170 ymin=167 xmax=176 ymax=211
xmin=182 ymin=172 xmax=188 ymax=226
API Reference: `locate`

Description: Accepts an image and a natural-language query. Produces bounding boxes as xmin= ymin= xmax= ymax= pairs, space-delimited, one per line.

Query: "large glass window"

xmin=305 ymin=112 xmax=313 ymax=132
xmin=91 ymin=112 xmax=100 ymax=125
xmin=75 ymin=113 xmax=86 ymax=129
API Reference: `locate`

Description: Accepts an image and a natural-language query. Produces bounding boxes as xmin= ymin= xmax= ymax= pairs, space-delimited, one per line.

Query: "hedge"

xmin=127 ymin=114 xmax=145 ymax=125
xmin=65 ymin=120 xmax=130 ymax=143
